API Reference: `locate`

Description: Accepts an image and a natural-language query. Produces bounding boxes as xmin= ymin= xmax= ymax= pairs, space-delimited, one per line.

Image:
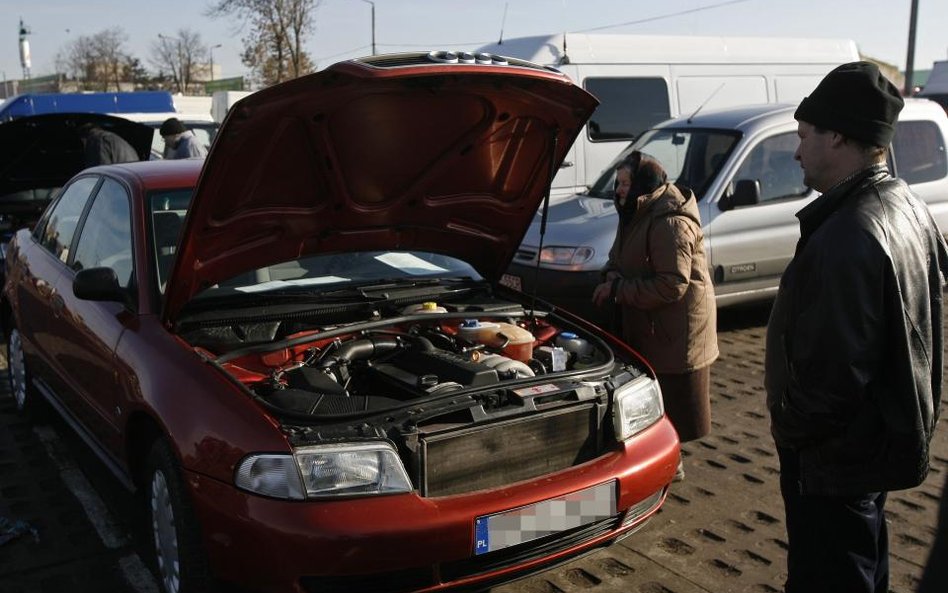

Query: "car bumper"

xmin=502 ymin=262 xmax=608 ymax=326
xmin=187 ymin=418 xmax=679 ymax=593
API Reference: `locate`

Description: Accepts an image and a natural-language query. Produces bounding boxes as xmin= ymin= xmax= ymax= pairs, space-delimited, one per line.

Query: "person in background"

xmin=78 ymin=122 xmax=139 ymax=167
xmin=764 ymin=61 xmax=948 ymax=593
xmin=591 ymin=151 xmax=718 ymax=480
xmin=160 ymin=117 xmax=207 ymax=159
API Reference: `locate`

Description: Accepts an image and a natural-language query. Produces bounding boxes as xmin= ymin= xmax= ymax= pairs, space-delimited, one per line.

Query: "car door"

xmin=53 ymin=177 xmax=135 ymax=453
xmin=703 ymin=130 xmax=816 ymax=296
xmin=13 ymin=176 xmax=101 ymax=401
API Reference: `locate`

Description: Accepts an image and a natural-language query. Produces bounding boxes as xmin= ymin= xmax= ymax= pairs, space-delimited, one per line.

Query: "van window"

xmin=584 ymin=78 xmax=670 ymax=142
xmin=892 ymin=120 xmax=948 ymax=185
xmin=732 ymin=133 xmax=807 ymax=203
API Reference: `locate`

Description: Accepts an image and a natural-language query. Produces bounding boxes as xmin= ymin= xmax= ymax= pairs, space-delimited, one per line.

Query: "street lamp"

xmin=361 ymin=0 xmax=376 ymax=56
xmin=209 ymin=44 xmax=222 ymax=81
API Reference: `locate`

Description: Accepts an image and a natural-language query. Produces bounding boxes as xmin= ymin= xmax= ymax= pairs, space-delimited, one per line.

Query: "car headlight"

xmin=539 ymin=246 xmax=595 ymax=266
xmin=296 ymin=442 xmax=412 ymax=497
xmin=612 ymin=375 xmax=664 ymax=440
xmin=235 ymin=442 xmax=413 ymax=499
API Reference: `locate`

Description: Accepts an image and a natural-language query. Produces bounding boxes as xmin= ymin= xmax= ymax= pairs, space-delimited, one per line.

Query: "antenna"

xmin=498 ymin=1 xmax=508 ymax=44
xmin=687 ymin=82 xmax=725 ymax=123
xmin=560 ymin=33 xmax=570 ymax=65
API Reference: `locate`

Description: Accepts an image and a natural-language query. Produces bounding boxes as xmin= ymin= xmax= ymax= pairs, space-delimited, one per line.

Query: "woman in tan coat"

xmin=592 ymin=152 xmax=718 ymax=476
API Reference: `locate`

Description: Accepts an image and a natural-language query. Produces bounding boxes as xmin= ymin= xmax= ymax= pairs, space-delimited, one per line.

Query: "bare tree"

xmin=209 ymin=0 xmax=319 ymax=87
xmin=150 ymin=29 xmax=208 ymax=93
xmin=56 ymin=28 xmax=133 ymax=91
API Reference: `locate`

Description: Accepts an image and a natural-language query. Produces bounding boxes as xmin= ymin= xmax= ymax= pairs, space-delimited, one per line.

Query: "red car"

xmin=1 ymin=52 xmax=679 ymax=593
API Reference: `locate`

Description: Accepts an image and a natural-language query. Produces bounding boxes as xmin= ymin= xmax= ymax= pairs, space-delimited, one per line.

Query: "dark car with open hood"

xmin=1 ymin=51 xmax=679 ymax=593
xmin=0 ymin=112 xmax=153 ymax=276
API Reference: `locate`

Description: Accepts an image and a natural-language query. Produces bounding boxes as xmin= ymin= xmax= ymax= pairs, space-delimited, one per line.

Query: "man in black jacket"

xmin=765 ymin=61 xmax=948 ymax=593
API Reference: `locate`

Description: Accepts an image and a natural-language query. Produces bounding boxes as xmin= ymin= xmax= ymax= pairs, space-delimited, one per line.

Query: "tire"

xmin=146 ymin=439 xmax=215 ymax=593
xmin=7 ymin=326 xmax=44 ymax=418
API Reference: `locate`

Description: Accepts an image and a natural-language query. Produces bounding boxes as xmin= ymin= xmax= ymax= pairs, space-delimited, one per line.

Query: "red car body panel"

xmin=188 ymin=420 xmax=677 ymax=593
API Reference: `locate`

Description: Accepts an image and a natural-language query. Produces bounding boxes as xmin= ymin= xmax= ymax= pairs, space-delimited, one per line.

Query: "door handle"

xmin=559 ymin=161 xmax=574 ymax=169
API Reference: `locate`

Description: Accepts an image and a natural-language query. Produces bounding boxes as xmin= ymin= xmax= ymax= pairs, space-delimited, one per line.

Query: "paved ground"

xmin=0 ymin=302 xmax=945 ymax=593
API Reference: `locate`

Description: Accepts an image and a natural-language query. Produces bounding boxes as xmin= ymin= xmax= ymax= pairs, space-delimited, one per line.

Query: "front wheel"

xmin=7 ymin=326 xmax=43 ymax=417
xmin=146 ymin=439 xmax=214 ymax=593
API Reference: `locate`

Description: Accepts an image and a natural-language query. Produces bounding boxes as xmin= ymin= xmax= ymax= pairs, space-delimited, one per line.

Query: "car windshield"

xmin=147 ymin=190 xmax=482 ymax=297
xmin=588 ymin=128 xmax=741 ymax=201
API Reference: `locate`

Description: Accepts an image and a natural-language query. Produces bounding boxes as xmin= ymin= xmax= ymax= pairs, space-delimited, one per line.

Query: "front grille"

xmin=421 ymin=404 xmax=601 ymax=497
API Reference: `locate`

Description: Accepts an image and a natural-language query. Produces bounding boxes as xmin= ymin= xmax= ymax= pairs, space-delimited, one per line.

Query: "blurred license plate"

xmin=474 ymin=481 xmax=616 ymax=555
xmin=499 ymin=273 xmax=522 ymax=291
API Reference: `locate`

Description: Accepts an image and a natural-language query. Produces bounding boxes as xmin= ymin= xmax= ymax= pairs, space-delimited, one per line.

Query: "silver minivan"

xmin=503 ymin=99 xmax=948 ymax=323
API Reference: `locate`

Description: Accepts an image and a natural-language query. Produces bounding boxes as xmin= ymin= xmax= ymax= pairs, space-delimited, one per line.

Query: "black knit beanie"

xmin=794 ymin=61 xmax=904 ymax=147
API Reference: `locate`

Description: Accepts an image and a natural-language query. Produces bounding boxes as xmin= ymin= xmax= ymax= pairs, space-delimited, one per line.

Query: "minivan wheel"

xmin=146 ymin=439 xmax=214 ymax=593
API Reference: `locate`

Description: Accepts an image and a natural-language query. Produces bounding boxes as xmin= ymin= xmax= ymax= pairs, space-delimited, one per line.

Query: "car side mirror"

xmin=73 ymin=267 xmax=127 ymax=303
xmin=719 ymin=179 xmax=761 ymax=211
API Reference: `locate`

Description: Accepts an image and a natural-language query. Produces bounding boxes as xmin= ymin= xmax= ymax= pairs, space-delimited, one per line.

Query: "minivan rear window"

xmin=892 ymin=120 xmax=948 ymax=185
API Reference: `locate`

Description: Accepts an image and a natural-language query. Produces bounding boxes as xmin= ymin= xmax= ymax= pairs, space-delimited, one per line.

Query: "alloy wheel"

xmin=8 ymin=328 xmax=27 ymax=411
xmin=151 ymin=469 xmax=181 ymax=593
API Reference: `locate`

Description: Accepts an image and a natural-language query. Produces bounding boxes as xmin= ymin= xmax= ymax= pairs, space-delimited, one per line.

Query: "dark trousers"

xmin=777 ymin=448 xmax=889 ymax=593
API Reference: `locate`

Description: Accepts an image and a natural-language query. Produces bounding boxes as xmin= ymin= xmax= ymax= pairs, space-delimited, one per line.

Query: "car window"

xmin=584 ymin=78 xmax=671 ymax=142
xmin=149 ymin=122 xmax=219 ymax=159
xmin=892 ymin=120 xmax=948 ymax=185
xmin=588 ymin=128 xmax=740 ymax=201
xmin=38 ymin=176 xmax=100 ymax=263
xmin=71 ymin=178 xmax=134 ymax=291
xmin=149 ymin=189 xmax=194 ymax=291
xmin=732 ymin=132 xmax=807 ymax=203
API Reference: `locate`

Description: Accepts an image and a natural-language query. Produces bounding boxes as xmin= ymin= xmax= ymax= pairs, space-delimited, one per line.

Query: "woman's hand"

xmin=592 ymin=279 xmax=615 ymax=307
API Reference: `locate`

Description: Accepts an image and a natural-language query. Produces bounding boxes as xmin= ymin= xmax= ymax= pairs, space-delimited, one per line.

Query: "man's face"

xmin=794 ymin=121 xmax=835 ymax=193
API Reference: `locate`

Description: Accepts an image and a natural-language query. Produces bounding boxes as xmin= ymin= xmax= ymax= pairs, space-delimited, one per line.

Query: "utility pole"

xmin=904 ymin=0 xmax=919 ymax=95
xmin=361 ymin=0 xmax=376 ymax=56
xmin=210 ymin=44 xmax=222 ymax=81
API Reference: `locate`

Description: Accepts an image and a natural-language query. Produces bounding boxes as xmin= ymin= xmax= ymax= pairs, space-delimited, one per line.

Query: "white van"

xmin=477 ymin=33 xmax=859 ymax=196
xmin=504 ymin=99 xmax=948 ymax=321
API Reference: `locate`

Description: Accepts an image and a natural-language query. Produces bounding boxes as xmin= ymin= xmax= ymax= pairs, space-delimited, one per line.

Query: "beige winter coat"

xmin=603 ymin=183 xmax=718 ymax=374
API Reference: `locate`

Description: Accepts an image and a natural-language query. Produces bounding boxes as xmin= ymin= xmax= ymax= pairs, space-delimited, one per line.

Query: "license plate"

xmin=499 ymin=273 xmax=522 ymax=292
xmin=474 ymin=481 xmax=616 ymax=555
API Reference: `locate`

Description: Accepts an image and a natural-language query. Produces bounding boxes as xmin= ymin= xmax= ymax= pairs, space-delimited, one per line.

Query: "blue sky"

xmin=2 ymin=0 xmax=947 ymax=85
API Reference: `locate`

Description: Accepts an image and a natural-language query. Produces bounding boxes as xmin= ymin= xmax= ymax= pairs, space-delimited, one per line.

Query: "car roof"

xmin=653 ymin=97 xmax=947 ymax=132
xmin=654 ymin=103 xmax=798 ymax=132
xmin=85 ymin=159 xmax=203 ymax=193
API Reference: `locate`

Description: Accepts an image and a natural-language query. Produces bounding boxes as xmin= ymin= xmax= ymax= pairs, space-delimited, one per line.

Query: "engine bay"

xmin=181 ymin=294 xmax=626 ymax=421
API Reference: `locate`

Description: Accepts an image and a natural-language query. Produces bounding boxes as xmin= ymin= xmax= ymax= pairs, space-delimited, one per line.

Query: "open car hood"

xmin=165 ymin=53 xmax=598 ymax=320
xmin=0 ymin=112 xmax=154 ymax=201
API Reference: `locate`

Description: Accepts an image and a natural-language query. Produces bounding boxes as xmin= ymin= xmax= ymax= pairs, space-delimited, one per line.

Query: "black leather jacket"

xmin=766 ymin=165 xmax=948 ymax=496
